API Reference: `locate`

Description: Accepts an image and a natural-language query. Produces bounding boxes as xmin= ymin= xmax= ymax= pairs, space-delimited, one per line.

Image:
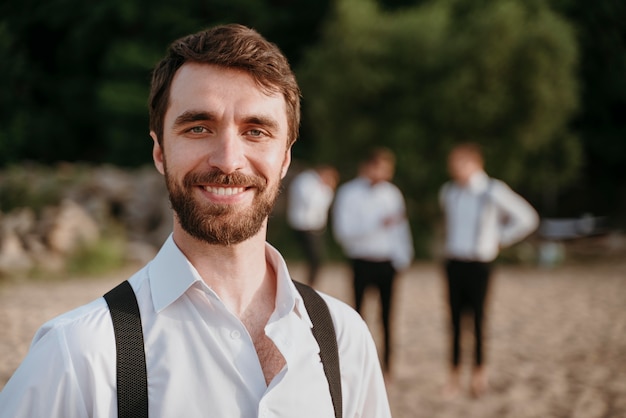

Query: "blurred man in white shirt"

xmin=333 ymin=147 xmax=414 ymax=376
xmin=440 ymin=142 xmax=539 ymax=397
xmin=287 ymin=165 xmax=338 ymax=285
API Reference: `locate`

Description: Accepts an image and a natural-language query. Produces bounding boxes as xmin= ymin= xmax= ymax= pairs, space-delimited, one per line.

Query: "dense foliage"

xmin=0 ymin=0 xmax=331 ymax=165
xmin=298 ymin=0 xmax=580 ymax=243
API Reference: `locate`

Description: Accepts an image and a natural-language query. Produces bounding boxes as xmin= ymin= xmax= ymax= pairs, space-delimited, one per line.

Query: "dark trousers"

xmin=294 ymin=229 xmax=324 ymax=285
xmin=445 ymin=259 xmax=491 ymax=368
xmin=351 ymin=258 xmax=396 ymax=371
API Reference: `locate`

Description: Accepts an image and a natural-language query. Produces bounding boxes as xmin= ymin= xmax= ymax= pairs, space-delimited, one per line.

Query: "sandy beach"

xmin=1 ymin=260 xmax=625 ymax=418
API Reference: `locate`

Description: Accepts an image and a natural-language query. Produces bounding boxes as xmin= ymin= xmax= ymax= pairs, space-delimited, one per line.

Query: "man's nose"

xmin=208 ymin=129 xmax=245 ymax=174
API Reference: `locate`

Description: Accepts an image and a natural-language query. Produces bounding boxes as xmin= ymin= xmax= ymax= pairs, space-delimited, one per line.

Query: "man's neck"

xmin=172 ymin=226 xmax=275 ymax=318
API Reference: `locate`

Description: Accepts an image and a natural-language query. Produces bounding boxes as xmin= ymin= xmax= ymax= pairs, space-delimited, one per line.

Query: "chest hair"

xmin=242 ymin=304 xmax=286 ymax=385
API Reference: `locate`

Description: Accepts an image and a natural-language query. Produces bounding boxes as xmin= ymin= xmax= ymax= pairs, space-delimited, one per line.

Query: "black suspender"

xmin=103 ymin=281 xmax=148 ymax=418
xmin=293 ymin=281 xmax=343 ymax=418
xmin=104 ymin=280 xmax=342 ymax=418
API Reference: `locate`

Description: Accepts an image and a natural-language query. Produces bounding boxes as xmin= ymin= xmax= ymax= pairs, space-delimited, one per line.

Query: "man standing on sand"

xmin=0 ymin=24 xmax=391 ymax=417
xmin=440 ymin=142 xmax=539 ymax=397
xmin=332 ymin=147 xmax=414 ymax=376
xmin=287 ymin=164 xmax=339 ymax=286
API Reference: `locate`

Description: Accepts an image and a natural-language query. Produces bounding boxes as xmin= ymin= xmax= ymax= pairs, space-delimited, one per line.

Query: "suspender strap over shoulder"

xmin=104 ymin=280 xmax=342 ymax=418
xmin=104 ymin=281 xmax=148 ymax=418
xmin=293 ymin=280 xmax=343 ymax=418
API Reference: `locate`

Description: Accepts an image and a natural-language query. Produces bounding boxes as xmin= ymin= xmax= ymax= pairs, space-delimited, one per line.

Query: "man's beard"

xmin=164 ymin=167 xmax=281 ymax=246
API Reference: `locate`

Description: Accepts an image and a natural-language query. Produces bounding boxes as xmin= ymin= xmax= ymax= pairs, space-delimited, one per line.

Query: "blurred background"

xmin=1 ymin=2 xmax=626 ymax=416
xmin=0 ymin=0 xmax=624 ymax=273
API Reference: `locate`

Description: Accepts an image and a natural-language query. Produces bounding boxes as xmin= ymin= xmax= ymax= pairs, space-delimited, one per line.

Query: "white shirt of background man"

xmin=287 ymin=169 xmax=335 ymax=232
xmin=440 ymin=170 xmax=539 ymax=262
xmin=333 ymin=176 xmax=414 ymax=271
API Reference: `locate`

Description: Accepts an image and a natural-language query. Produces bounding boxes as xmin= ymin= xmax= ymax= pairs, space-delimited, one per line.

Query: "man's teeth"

xmin=204 ymin=186 xmax=245 ymax=196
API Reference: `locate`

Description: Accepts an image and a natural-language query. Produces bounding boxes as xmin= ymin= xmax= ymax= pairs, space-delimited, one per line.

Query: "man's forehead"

xmin=166 ymin=63 xmax=287 ymax=121
xmin=171 ymin=62 xmax=278 ymax=96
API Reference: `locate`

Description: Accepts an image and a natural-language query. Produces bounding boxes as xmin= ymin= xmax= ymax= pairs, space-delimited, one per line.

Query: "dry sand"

xmin=1 ymin=260 xmax=625 ymax=418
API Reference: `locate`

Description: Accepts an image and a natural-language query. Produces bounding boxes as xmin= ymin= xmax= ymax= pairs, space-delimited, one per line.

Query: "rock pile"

xmin=0 ymin=165 xmax=172 ymax=276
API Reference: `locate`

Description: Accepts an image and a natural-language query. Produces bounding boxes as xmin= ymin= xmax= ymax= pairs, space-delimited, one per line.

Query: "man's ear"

xmin=150 ymin=131 xmax=165 ymax=175
xmin=280 ymin=147 xmax=292 ymax=179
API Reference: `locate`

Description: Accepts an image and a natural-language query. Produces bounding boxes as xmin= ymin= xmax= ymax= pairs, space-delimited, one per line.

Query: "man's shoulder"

xmin=381 ymin=180 xmax=403 ymax=194
xmin=336 ymin=177 xmax=367 ymax=197
xmin=440 ymin=180 xmax=454 ymax=192
xmin=1 ymin=289 xmax=122 ymax=415
xmin=34 ymin=293 xmax=113 ymax=348
xmin=34 ymin=268 xmax=150 ymax=351
xmin=291 ymin=169 xmax=317 ymax=186
xmin=486 ymin=177 xmax=516 ymax=197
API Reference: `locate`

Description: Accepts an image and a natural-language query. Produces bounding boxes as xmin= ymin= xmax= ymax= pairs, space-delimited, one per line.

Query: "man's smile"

xmin=203 ymin=185 xmax=247 ymax=196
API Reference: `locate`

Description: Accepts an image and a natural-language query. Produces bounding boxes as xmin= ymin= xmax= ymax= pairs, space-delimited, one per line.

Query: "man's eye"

xmin=189 ymin=126 xmax=206 ymax=134
xmin=247 ymin=129 xmax=264 ymax=137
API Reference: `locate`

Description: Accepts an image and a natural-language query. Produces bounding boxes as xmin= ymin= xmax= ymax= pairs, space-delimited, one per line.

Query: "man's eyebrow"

xmin=173 ymin=110 xmax=215 ymax=129
xmin=244 ymin=115 xmax=279 ymax=131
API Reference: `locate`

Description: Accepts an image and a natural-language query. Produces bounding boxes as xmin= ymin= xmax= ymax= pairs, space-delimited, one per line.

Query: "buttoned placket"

xmin=194 ymin=283 xmax=269 ymax=395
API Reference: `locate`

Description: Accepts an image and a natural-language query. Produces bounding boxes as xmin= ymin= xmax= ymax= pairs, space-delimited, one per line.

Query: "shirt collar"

xmin=147 ymin=235 xmax=310 ymax=327
xmin=356 ymin=175 xmax=379 ymax=188
xmin=148 ymin=235 xmax=203 ymax=313
xmin=467 ymin=170 xmax=489 ymax=193
xmin=266 ymin=242 xmax=312 ymax=327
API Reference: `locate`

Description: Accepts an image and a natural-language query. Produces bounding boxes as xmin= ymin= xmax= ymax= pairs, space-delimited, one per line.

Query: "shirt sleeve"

xmin=356 ymin=329 xmax=393 ymax=418
xmin=389 ymin=187 xmax=414 ymax=271
xmin=492 ymin=181 xmax=540 ymax=247
xmin=391 ymin=218 xmax=414 ymax=271
xmin=0 ymin=324 xmax=90 ymax=418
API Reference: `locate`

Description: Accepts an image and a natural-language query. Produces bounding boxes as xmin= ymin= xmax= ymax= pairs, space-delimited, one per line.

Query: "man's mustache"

xmin=183 ymin=170 xmax=266 ymax=189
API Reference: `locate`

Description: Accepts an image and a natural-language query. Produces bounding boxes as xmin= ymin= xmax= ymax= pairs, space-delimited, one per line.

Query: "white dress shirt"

xmin=332 ymin=177 xmax=414 ymax=271
xmin=440 ymin=171 xmax=539 ymax=262
xmin=0 ymin=236 xmax=390 ymax=418
xmin=287 ymin=170 xmax=334 ymax=232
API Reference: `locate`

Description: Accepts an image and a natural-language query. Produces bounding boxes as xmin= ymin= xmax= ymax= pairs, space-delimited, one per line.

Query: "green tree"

xmin=549 ymin=0 xmax=626 ymax=223
xmin=0 ymin=0 xmax=331 ymax=166
xmin=297 ymin=0 xmax=581 ymax=247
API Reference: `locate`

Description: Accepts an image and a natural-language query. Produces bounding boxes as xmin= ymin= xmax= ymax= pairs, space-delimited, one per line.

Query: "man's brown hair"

xmin=149 ymin=24 xmax=301 ymax=147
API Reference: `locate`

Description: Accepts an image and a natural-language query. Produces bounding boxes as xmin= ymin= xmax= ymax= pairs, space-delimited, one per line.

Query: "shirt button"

xmin=230 ymin=330 xmax=241 ymax=339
